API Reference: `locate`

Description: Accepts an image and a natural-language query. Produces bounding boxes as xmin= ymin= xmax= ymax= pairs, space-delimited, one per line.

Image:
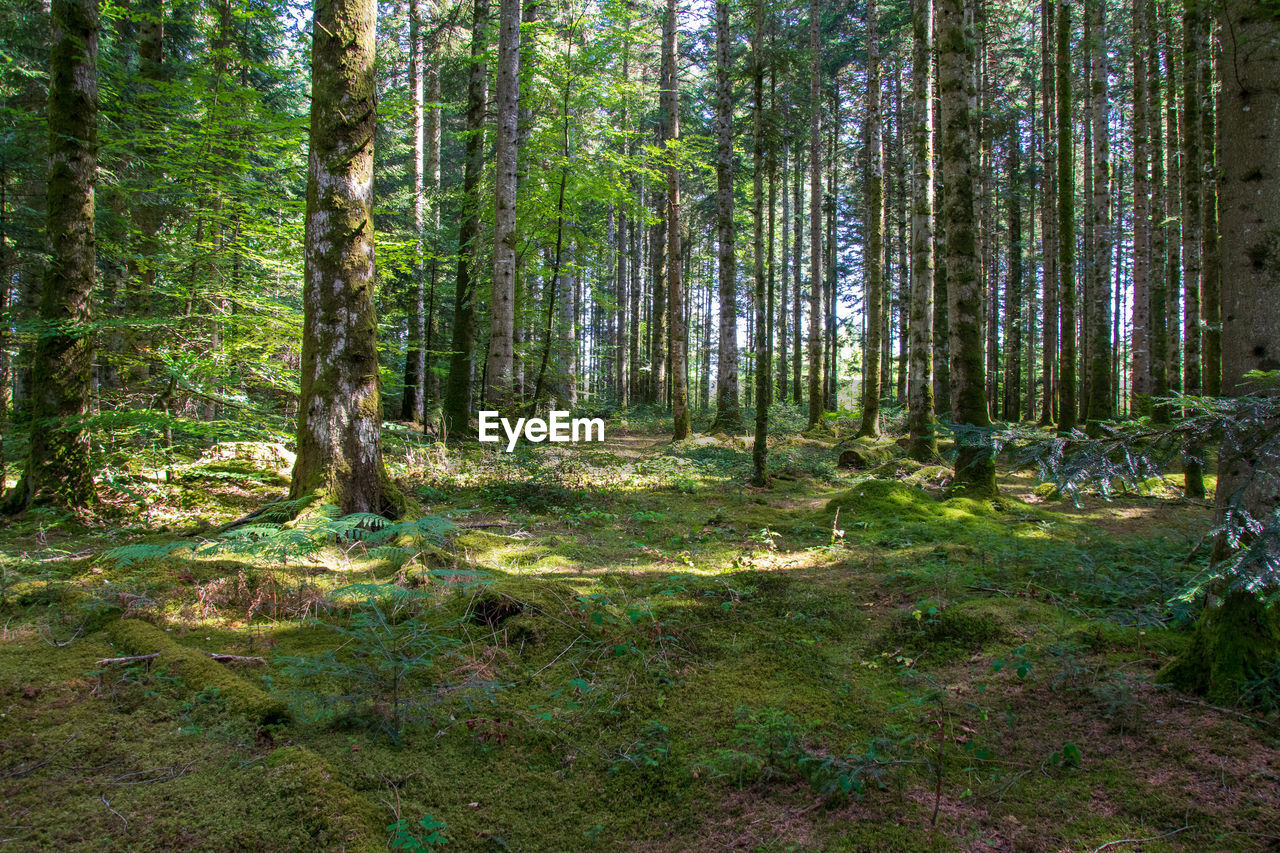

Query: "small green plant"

xmin=388 ymin=814 xmax=449 ymax=851
xmin=277 ymin=587 xmax=464 ymax=741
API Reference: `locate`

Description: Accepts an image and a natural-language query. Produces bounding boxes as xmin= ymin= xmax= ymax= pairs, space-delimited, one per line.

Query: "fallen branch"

xmin=1090 ymin=824 xmax=1190 ymax=853
xmin=95 ymin=652 xmax=266 ymax=667
xmin=95 ymin=653 xmax=160 ymax=666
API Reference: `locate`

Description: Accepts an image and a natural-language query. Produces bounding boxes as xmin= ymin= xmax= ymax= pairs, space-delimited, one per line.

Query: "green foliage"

xmin=388 ymin=815 xmax=450 ymax=851
xmin=276 ymin=592 xmax=469 ymax=741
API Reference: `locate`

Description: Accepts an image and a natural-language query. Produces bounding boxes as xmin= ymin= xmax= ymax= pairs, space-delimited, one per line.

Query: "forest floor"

xmin=2 ymin=415 xmax=1279 ymax=852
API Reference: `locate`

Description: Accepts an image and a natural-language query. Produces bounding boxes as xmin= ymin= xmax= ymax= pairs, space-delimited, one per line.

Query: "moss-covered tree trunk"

xmin=858 ymin=0 xmax=885 ymax=439
xmin=3 ymin=0 xmax=98 ymax=514
xmin=665 ymin=0 xmax=689 ymax=439
xmin=1160 ymin=0 xmax=1280 ymax=705
xmin=288 ymin=0 xmax=390 ymax=516
xmin=443 ymin=0 xmax=488 ymax=436
xmin=938 ymin=0 xmax=995 ymax=496
xmin=906 ymin=0 xmax=936 ymax=461
xmin=485 ymin=0 xmax=520 ymax=413
xmin=710 ymin=0 xmax=741 ymax=434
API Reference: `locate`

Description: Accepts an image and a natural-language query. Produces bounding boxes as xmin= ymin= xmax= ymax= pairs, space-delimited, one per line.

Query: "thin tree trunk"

xmin=751 ymin=0 xmax=768 ymax=483
xmin=1130 ymin=0 xmax=1151 ymax=416
xmin=858 ymin=0 xmax=884 ymax=438
xmin=1039 ymin=0 xmax=1058 ymax=425
xmin=443 ymin=0 xmax=489 ymax=435
xmin=806 ymin=0 xmax=824 ymax=428
xmin=907 ymin=0 xmax=936 ymax=461
xmin=711 ymin=0 xmax=741 ymax=432
xmin=1056 ymin=0 xmax=1077 ymax=434
xmin=1182 ymin=0 xmax=1205 ymax=496
xmin=1004 ymin=122 xmax=1023 ymax=422
xmin=485 ymin=0 xmax=521 ymax=411
xmin=664 ymin=0 xmax=688 ymax=437
xmin=401 ymin=0 xmax=426 ymax=424
xmin=1086 ymin=0 xmax=1113 ymax=429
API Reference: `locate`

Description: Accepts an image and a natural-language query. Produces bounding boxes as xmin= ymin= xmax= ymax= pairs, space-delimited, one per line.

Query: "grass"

xmin=1 ymin=419 xmax=1278 ymax=851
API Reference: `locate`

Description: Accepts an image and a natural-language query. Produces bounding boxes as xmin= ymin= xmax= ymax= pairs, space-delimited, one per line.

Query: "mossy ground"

xmin=1 ymin=422 xmax=1277 ymax=851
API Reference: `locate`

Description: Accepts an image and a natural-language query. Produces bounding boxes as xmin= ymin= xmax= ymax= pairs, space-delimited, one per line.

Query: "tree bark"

xmin=939 ymin=0 xmax=995 ymax=495
xmin=485 ymin=0 xmax=521 ymax=412
xmin=806 ymin=0 xmax=824 ymax=428
xmin=711 ymin=0 xmax=741 ymax=432
xmin=288 ymin=0 xmax=390 ymax=515
xmin=665 ymin=0 xmax=689 ymax=438
xmin=1055 ymin=0 xmax=1076 ymax=434
xmin=1159 ymin=0 xmax=1280 ymax=705
xmin=400 ymin=0 xmax=426 ymax=424
xmin=1130 ymin=0 xmax=1151 ymax=416
xmin=906 ymin=0 xmax=936 ymax=461
xmin=4 ymin=0 xmax=98 ymax=513
xmin=751 ymin=0 xmax=768 ymax=483
xmin=442 ymin=0 xmax=488 ymax=436
xmin=858 ymin=0 xmax=884 ymax=438
xmin=1085 ymin=0 xmax=1113 ymax=430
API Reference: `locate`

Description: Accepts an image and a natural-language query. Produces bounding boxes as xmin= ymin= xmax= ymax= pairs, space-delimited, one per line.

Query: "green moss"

xmin=261 ymin=746 xmax=383 ymax=850
xmin=837 ymin=438 xmax=902 ymax=470
xmin=105 ymin=619 xmax=289 ymax=724
xmin=1157 ymin=589 xmax=1280 ymax=707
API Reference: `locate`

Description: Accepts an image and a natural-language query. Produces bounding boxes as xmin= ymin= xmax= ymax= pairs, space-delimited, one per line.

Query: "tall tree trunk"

xmin=711 ymin=0 xmax=741 ymax=432
xmin=1146 ymin=0 xmax=1167 ymax=422
xmin=1199 ymin=18 xmax=1220 ymax=397
xmin=939 ymin=0 xmax=995 ymax=495
xmin=751 ymin=0 xmax=768 ymax=483
xmin=907 ymin=0 xmax=936 ymax=461
xmin=1038 ymin=0 xmax=1058 ymax=425
xmin=1159 ymin=0 xmax=1280 ymax=705
xmin=1162 ymin=7 xmax=1182 ymax=400
xmin=1055 ymin=0 xmax=1077 ymax=433
xmin=778 ymin=142 xmax=790 ymax=401
xmin=1004 ymin=122 xmax=1023 ymax=422
xmin=932 ymin=36 xmax=950 ymax=416
xmin=664 ymin=0 xmax=687 ymax=437
xmin=486 ymin=0 xmax=521 ymax=411
xmin=4 ymin=0 xmax=98 ymax=513
xmin=793 ymin=143 xmax=803 ymax=405
xmin=1086 ymin=0 xmax=1112 ymax=430
xmin=1182 ymin=0 xmax=1205 ymax=496
xmin=442 ymin=0 xmax=489 ymax=436
xmin=288 ymin=0 xmax=390 ymax=515
xmin=1130 ymin=0 xmax=1151 ymax=416
xmin=424 ymin=64 xmax=442 ymax=407
xmin=806 ymin=0 xmax=824 ymax=428
xmin=858 ymin=0 xmax=884 ymax=438
xmin=400 ymin=0 xmax=426 ymax=424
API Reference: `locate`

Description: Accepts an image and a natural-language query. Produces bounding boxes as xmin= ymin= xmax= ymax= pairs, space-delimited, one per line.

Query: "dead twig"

xmin=100 ymin=793 xmax=127 ymax=830
xmin=1091 ymin=824 xmax=1190 ymax=852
